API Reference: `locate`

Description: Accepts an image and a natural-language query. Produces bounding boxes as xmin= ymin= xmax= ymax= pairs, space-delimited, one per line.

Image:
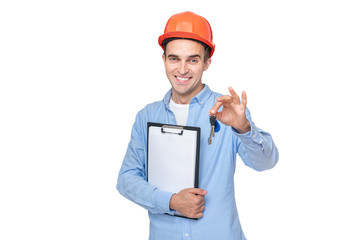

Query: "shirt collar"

xmin=163 ymin=84 xmax=212 ymax=110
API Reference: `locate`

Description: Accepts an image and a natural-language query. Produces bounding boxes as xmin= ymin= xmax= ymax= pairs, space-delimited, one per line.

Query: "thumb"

xmin=188 ymin=188 xmax=207 ymax=196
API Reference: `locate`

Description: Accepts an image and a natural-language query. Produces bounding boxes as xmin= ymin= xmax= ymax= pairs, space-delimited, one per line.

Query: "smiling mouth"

xmin=175 ymin=76 xmax=191 ymax=82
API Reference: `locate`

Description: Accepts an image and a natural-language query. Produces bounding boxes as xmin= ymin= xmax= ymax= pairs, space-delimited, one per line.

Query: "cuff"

xmin=154 ymin=190 xmax=176 ymax=215
xmin=232 ymin=121 xmax=263 ymax=145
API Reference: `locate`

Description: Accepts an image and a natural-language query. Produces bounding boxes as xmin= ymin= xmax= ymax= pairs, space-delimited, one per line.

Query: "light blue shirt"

xmin=117 ymin=85 xmax=279 ymax=240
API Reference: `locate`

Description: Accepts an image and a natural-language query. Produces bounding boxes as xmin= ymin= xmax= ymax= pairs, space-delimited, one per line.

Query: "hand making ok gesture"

xmin=209 ymin=86 xmax=251 ymax=134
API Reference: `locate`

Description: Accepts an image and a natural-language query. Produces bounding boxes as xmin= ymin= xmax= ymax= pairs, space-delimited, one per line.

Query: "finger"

xmin=228 ymin=86 xmax=240 ymax=104
xmin=188 ymin=188 xmax=207 ymax=196
xmin=198 ymin=199 xmax=205 ymax=207
xmin=189 ymin=207 xmax=205 ymax=219
xmin=241 ymin=91 xmax=247 ymax=107
xmin=195 ymin=204 xmax=205 ymax=212
xmin=209 ymin=95 xmax=233 ymax=115
xmin=214 ymin=110 xmax=223 ymax=121
xmin=196 ymin=195 xmax=205 ymax=201
xmin=194 ymin=196 xmax=205 ymax=205
xmin=216 ymin=95 xmax=233 ymax=103
xmin=209 ymin=101 xmax=223 ymax=115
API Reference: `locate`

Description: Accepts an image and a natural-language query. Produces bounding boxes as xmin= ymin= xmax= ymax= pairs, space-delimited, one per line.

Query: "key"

xmin=208 ymin=115 xmax=216 ymax=145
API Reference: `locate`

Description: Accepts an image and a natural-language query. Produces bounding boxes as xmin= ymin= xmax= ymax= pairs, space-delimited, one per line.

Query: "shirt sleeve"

xmin=233 ymin=108 xmax=279 ymax=171
xmin=116 ymin=112 xmax=175 ymax=215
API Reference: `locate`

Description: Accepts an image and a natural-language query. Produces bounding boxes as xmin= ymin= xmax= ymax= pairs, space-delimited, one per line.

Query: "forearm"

xmin=235 ymin=121 xmax=279 ymax=171
xmin=117 ymin=167 xmax=174 ymax=214
xmin=116 ymin=123 xmax=174 ymax=214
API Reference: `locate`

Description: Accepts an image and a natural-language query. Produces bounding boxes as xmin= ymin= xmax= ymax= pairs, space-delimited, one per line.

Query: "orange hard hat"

xmin=158 ymin=11 xmax=215 ymax=58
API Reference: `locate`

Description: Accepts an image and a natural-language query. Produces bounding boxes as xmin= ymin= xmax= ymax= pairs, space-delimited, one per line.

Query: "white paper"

xmin=148 ymin=125 xmax=198 ymax=194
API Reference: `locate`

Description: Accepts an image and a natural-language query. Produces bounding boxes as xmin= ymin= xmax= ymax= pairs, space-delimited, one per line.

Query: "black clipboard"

xmin=147 ymin=122 xmax=201 ymax=218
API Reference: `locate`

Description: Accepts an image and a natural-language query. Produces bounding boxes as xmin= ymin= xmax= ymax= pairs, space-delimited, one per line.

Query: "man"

xmin=117 ymin=11 xmax=279 ymax=240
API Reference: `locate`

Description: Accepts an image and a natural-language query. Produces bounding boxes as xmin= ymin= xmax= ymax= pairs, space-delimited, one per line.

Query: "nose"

xmin=178 ymin=61 xmax=188 ymax=75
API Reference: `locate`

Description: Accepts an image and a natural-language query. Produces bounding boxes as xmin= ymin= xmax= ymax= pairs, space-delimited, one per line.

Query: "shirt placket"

xmin=182 ymin=218 xmax=192 ymax=240
xmin=183 ymin=99 xmax=199 ymax=240
xmin=186 ymin=98 xmax=199 ymax=126
xmin=167 ymin=107 xmax=177 ymax=125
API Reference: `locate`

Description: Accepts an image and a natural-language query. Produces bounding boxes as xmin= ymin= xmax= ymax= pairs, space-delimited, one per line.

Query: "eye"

xmin=189 ymin=58 xmax=198 ymax=64
xmin=169 ymin=57 xmax=178 ymax=62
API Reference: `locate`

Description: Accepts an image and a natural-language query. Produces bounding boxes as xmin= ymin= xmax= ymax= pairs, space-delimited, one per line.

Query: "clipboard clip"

xmin=161 ymin=125 xmax=184 ymax=135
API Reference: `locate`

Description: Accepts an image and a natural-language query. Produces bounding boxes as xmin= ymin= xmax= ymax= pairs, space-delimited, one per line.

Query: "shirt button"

xmin=185 ymin=233 xmax=189 ymax=237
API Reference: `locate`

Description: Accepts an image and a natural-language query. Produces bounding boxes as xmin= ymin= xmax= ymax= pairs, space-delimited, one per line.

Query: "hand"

xmin=209 ymin=87 xmax=251 ymax=134
xmin=169 ymin=188 xmax=207 ymax=219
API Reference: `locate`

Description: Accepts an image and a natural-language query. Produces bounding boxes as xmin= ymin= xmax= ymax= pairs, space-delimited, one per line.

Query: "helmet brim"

xmin=158 ymin=31 xmax=215 ymax=58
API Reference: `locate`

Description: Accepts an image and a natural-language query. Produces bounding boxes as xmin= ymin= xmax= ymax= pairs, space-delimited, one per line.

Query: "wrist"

xmin=169 ymin=193 xmax=177 ymax=211
xmin=234 ymin=121 xmax=251 ymax=134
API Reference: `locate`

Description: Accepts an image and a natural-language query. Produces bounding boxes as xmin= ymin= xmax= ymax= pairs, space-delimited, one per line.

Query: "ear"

xmin=162 ymin=54 xmax=166 ymax=64
xmin=203 ymin=58 xmax=212 ymax=71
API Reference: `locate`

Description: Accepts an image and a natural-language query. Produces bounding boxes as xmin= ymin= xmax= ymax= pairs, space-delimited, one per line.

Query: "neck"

xmin=171 ymin=84 xmax=204 ymax=104
xmin=171 ymin=94 xmax=191 ymax=104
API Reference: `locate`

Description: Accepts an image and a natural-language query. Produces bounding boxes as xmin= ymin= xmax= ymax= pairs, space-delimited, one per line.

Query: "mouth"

xmin=175 ymin=76 xmax=191 ymax=83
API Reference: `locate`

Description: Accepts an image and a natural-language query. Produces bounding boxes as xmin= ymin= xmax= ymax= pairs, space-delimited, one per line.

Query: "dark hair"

xmin=162 ymin=37 xmax=211 ymax=62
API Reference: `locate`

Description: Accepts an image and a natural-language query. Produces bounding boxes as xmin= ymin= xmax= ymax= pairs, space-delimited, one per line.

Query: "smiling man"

xmin=163 ymin=39 xmax=211 ymax=104
xmin=117 ymin=11 xmax=279 ymax=240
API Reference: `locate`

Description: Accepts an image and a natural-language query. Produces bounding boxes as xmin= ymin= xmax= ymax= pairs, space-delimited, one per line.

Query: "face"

xmin=162 ymin=39 xmax=211 ymax=104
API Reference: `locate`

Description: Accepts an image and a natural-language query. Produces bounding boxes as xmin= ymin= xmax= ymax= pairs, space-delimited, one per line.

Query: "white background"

xmin=1 ymin=0 xmax=359 ymax=239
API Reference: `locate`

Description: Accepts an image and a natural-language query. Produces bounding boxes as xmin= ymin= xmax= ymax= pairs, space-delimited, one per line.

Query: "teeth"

xmin=177 ymin=76 xmax=189 ymax=81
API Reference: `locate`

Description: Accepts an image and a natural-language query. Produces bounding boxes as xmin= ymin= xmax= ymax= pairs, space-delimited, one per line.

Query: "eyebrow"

xmin=166 ymin=54 xmax=202 ymax=59
xmin=167 ymin=54 xmax=179 ymax=59
xmin=189 ymin=54 xmax=201 ymax=59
